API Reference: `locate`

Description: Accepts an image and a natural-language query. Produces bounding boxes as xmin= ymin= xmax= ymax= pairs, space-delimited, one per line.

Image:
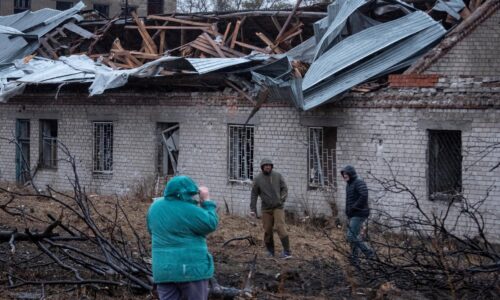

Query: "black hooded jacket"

xmin=341 ymin=165 xmax=369 ymax=218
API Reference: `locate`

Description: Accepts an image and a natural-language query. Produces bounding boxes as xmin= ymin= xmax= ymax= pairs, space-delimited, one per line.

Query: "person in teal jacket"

xmin=147 ymin=175 xmax=219 ymax=300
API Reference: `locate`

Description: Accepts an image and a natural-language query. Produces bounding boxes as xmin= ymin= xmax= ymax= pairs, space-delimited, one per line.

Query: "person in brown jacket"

xmin=250 ymin=158 xmax=291 ymax=259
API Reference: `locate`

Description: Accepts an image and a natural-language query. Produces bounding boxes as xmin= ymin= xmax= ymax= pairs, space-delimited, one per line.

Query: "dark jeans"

xmin=346 ymin=217 xmax=373 ymax=263
xmin=157 ymin=279 xmax=209 ymax=300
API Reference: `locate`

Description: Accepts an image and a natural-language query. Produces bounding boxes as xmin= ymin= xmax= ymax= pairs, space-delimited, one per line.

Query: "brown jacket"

xmin=250 ymin=170 xmax=288 ymax=212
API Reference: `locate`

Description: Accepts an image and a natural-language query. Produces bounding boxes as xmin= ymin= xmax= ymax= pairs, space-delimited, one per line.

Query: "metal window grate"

xmin=228 ymin=125 xmax=254 ymax=181
xmin=93 ymin=122 xmax=113 ymax=173
xmin=308 ymin=127 xmax=337 ymax=188
xmin=428 ymin=130 xmax=462 ymax=200
xmin=14 ymin=0 xmax=31 ymax=13
xmin=39 ymin=120 xmax=58 ymax=169
xmin=93 ymin=4 xmax=109 ymax=17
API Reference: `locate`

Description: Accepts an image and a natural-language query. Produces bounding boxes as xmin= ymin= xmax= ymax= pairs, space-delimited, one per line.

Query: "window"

xmin=16 ymin=119 xmax=30 ymax=183
xmin=157 ymin=123 xmax=179 ymax=179
xmin=228 ymin=125 xmax=254 ymax=181
xmin=148 ymin=0 xmax=164 ymax=15
xmin=93 ymin=122 xmax=113 ymax=173
xmin=428 ymin=130 xmax=462 ymax=200
xmin=39 ymin=120 xmax=58 ymax=169
xmin=93 ymin=4 xmax=110 ymax=18
xmin=14 ymin=0 xmax=30 ymax=13
xmin=56 ymin=1 xmax=73 ymax=10
xmin=308 ymin=127 xmax=337 ymax=188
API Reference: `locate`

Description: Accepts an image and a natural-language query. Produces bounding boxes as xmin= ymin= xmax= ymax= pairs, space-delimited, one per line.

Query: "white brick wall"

xmin=0 ymin=100 xmax=499 ymax=241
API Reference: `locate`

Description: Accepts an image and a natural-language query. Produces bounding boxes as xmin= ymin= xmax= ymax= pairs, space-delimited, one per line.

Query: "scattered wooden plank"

xmin=230 ymin=20 xmax=242 ymax=49
xmin=40 ymin=38 xmax=59 ymax=59
xmin=219 ymin=44 xmax=246 ymax=57
xmin=275 ymin=0 xmax=303 ymax=43
xmin=234 ymin=41 xmax=267 ymax=53
xmin=271 ymin=16 xmax=282 ymax=32
xmin=159 ymin=30 xmax=166 ymax=54
xmin=222 ymin=23 xmax=232 ymax=44
xmin=131 ymin=11 xmax=158 ymax=54
xmin=256 ymin=32 xmax=283 ymax=54
xmin=190 ymin=40 xmax=221 ymax=57
xmin=202 ymin=33 xmax=226 ymax=57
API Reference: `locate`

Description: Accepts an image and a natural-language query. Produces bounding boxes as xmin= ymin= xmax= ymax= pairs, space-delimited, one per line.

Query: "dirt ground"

xmin=0 ymin=189 xmax=395 ymax=300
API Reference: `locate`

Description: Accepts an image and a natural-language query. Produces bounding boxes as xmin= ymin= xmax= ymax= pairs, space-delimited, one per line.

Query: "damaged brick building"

xmin=1 ymin=0 xmax=499 ymax=241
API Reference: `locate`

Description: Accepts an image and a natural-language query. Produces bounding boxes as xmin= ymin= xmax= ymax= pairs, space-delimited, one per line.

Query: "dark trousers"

xmin=157 ymin=279 xmax=209 ymax=300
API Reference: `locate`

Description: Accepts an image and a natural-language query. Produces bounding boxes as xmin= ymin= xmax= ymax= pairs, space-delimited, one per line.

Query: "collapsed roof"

xmin=0 ymin=0 xmax=489 ymax=109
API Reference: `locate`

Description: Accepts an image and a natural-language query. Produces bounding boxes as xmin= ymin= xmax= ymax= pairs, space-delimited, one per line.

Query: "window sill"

xmin=429 ymin=192 xmax=463 ymax=201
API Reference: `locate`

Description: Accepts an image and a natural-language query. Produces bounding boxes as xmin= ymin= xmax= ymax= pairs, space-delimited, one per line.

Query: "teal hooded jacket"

xmin=147 ymin=176 xmax=219 ymax=283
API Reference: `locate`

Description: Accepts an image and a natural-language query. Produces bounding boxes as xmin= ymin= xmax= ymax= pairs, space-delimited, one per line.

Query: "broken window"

xmin=308 ymin=127 xmax=337 ymax=188
xmin=428 ymin=130 xmax=462 ymax=200
xmin=93 ymin=122 xmax=113 ymax=174
xmin=93 ymin=4 xmax=110 ymax=18
xmin=148 ymin=0 xmax=164 ymax=15
xmin=228 ymin=125 xmax=254 ymax=181
xmin=13 ymin=0 xmax=30 ymax=13
xmin=39 ymin=120 xmax=57 ymax=169
xmin=56 ymin=1 xmax=73 ymax=10
xmin=157 ymin=123 xmax=179 ymax=179
xmin=15 ymin=119 xmax=30 ymax=183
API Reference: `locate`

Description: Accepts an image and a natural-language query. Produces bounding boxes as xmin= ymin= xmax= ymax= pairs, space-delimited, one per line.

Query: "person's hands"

xmin=199 ymin=186 xmax=209 ymax=204
xmin=249 ymin=211 xmax=256 ymax=218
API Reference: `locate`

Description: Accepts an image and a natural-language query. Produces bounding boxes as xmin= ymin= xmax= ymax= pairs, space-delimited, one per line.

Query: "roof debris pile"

xmin=0 ymin=0 xmax=491 ymax=108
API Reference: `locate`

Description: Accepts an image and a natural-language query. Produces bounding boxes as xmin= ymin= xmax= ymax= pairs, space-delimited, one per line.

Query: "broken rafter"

xmin=131 ymin=11 xmax=158 ymax=54
xmin=230 ymin=20 xmax=243 ymax=49
xmin=202 ymin=33 xmax=226 ymax=58
xmin=275 ymin=0 xmax=303 ymax=43
xmin=256 ymin=32 xmax=283 ymax=54
xmin=233 ymin=41 xmax=267 ymax=53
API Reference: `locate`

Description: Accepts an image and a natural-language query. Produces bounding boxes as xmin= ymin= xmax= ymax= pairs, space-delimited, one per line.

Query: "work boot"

xmin=265 ymin=241 xmax=275 ymax=257
xmin=280 ymin=236 xmax=292 ymax=259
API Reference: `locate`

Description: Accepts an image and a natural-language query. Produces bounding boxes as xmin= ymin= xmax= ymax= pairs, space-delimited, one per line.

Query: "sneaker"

xmin=279 ymin=252 xmax=292 ymax=259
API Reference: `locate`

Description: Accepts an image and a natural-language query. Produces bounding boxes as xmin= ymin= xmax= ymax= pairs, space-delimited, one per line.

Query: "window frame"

xmin=39 ymin=119 xmax=58 ymax=169
xmin=14 ymin=0 xmax=31 ymax=13
xmin=427 ymin=129 xmax=463 ymax=201
xmin=55 ymin=1 xmax=74 ymax=11
xmin=92 ymin=121 xmax=114 ymax=174
xmin=308 ymin=126 xmax=337 ymax=189
xmin=228 ymin=124 xmax=254 ymax=182
xmin=93 ymin=3 xmax=110 ymax=18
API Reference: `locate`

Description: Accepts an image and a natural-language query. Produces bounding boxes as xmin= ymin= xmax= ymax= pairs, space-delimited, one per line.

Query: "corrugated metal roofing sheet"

xmin=303 ymin=24 xmax=446 ymax=110
xmin=313 ymin=0 xmax=369 ymax=61
xmin=303 ymin=11 xmax=439 ymax=91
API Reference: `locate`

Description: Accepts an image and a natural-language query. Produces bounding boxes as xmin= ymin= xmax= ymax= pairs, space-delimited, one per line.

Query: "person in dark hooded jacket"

xmin=340 ymin=165 xmax=373 ymax=264
xmin=250 ymin=158 xmax=291 ymax=259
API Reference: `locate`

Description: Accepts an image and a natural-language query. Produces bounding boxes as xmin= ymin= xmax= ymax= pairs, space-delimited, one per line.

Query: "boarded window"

xmin=428 ymin=130 xmax=462 ymax=200
xmin=308 ymin=127 xmax=337 ymax=188
xmin=93 ymin=4 xmax=110 ymax=17
xmin=15 ymin=119 xmax=30 ymax=183
xmin=93 ymin=122 xmax=113 ymax=173
xmin=157 ymin=123 xmax=179 ymax=179
xmin=228 ymin=125 xmax=254 ymax=181
xmin=14 ymin=0 xmax=30 ymax=13
xmin=39 ymin=120 xmax=57 ymax=169
xmin=148 ymin=0 xmax=164 ymax=15
xmin=56 ymin=1 xmax=73 ymax=10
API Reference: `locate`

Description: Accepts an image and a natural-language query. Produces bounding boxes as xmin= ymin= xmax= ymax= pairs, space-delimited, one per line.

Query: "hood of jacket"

xmin=341 ymin=165 xmax=358 ymax=181
xmin=260 ymin=158 xmax=274 ymax=170
xmin=163 ymin=175 xmax=199 ymax=203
